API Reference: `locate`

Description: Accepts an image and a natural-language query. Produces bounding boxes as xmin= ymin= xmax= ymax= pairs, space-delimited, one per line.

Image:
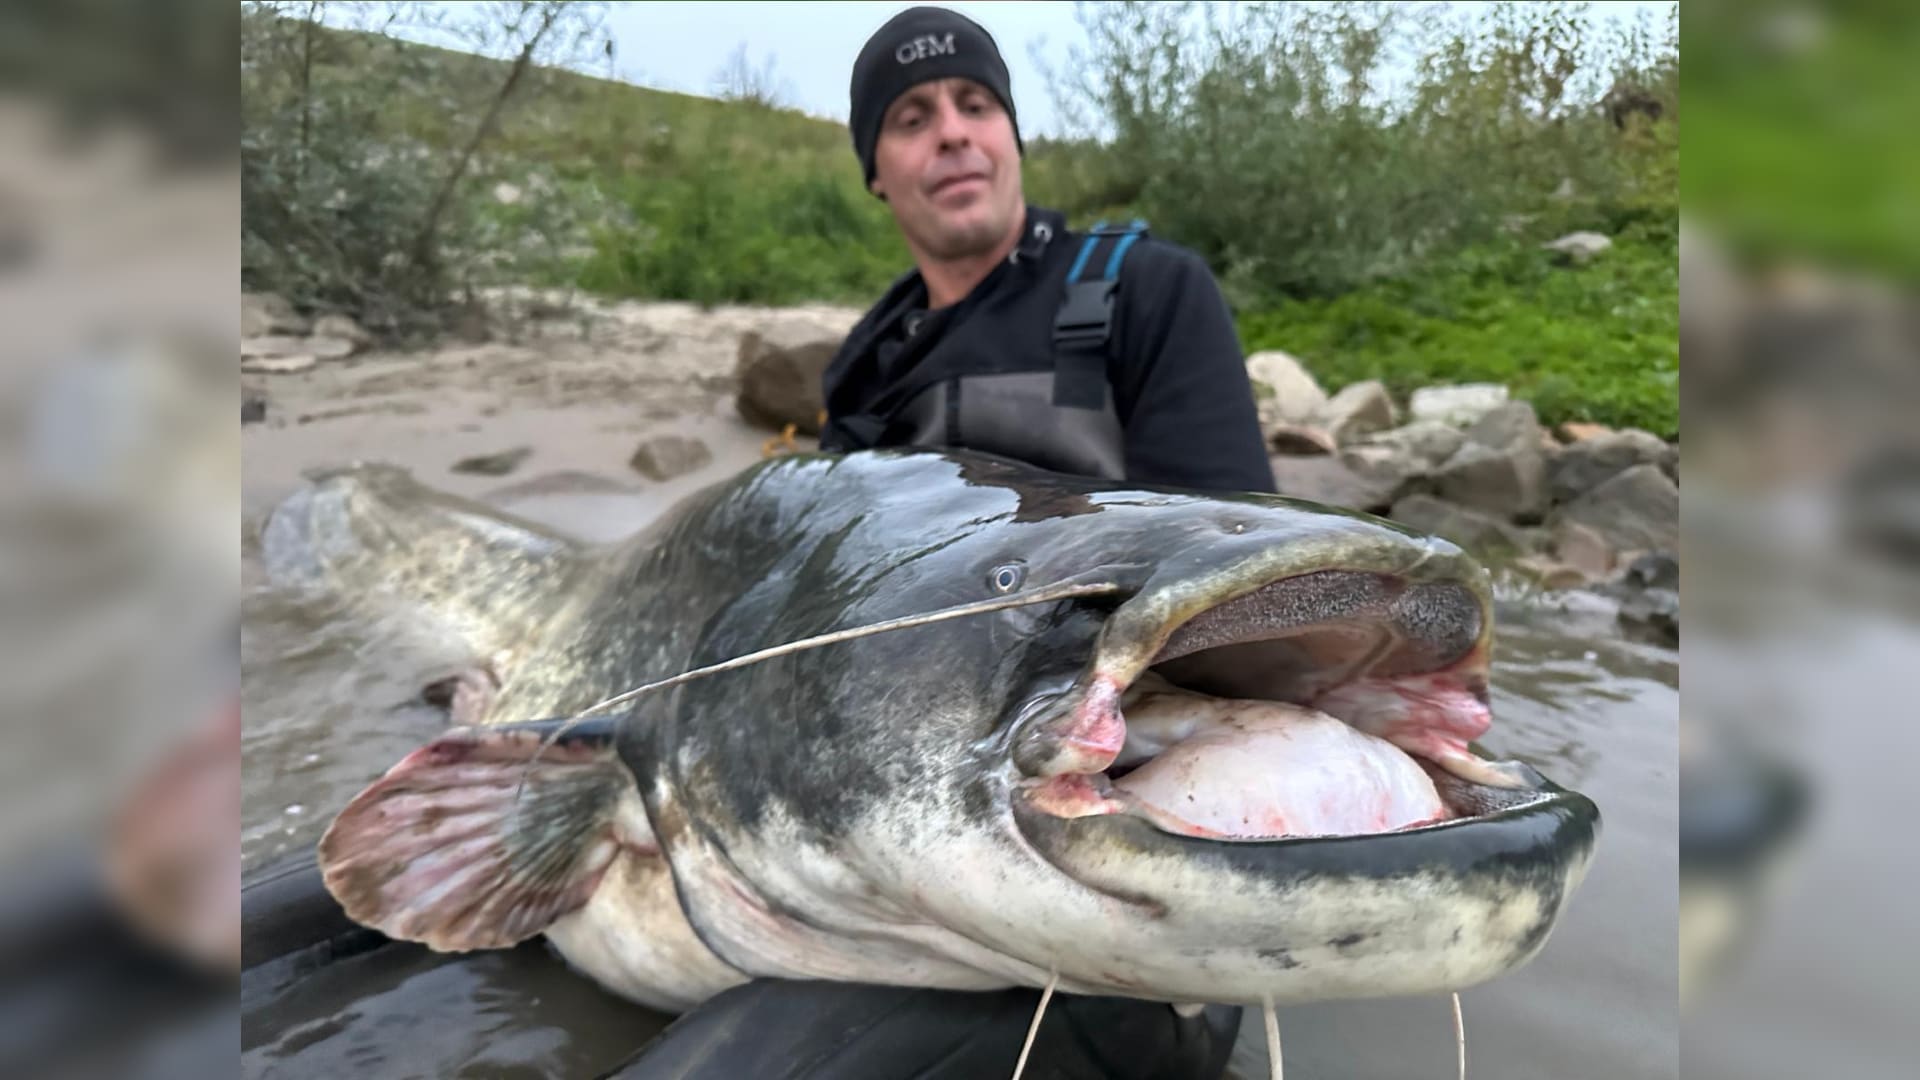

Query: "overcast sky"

xmin=352 ymin=1 xmax=1673 ymax=138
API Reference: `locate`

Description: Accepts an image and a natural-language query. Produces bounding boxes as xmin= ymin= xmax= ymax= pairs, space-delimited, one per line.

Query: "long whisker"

xmin=1263 ymin=994 xmax=1283 ymax=1080
xmin=513 ymin=575 xmax=1130 ymax=803
xmin=1011 ymin=968 xmax=1059 ymax=1080
xmin=1452 ymin=991 xmax=1466 ymax=1080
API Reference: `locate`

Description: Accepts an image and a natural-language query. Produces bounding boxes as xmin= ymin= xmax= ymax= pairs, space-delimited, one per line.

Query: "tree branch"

xmin=409 ymin=0 xmax=561 ymax=271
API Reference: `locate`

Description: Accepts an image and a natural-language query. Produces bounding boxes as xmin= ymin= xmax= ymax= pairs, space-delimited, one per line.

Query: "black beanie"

xmin=849 ymin=6 xmax=1023 ymax=186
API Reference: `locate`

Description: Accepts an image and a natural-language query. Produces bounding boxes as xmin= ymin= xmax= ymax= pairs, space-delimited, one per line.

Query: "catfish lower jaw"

xmin=1005 ymin=783 xmax=1600 ymax=1006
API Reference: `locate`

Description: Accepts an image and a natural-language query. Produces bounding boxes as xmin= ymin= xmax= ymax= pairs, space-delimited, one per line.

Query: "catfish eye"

xmin=990 ymin=563 xmax=1026 ymax=594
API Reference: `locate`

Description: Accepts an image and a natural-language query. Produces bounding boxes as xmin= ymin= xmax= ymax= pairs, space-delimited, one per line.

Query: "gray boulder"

xmin=1433 ymin=442 xmax=1549 ymax=520
xmin=1465 ymin=401 xmax=1547 ymax=454
xmin=1358 ymin=420 xmax=1466 ymax=469
xmin=1320 ymin=379 xmax=1396 ymax=445
xmin=1269 ymin=454 xmax=1400 ymax=513
xmin=1551 ymin=464 xmax=1679 ymax=554
xmin=1549 ymin=430 xmax=1676 ymax=505
xmin=1390 ymin=494 xmax=1534 ymax=555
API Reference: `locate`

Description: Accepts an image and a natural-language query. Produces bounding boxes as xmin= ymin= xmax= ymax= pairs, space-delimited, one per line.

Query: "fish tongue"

xmin=1111 ymin=699 xmax=1446 ymax=839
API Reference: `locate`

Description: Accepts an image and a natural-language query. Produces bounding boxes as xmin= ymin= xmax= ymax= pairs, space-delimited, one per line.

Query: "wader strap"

xmin=1052 ymin=219 xmax=1148 ymax=409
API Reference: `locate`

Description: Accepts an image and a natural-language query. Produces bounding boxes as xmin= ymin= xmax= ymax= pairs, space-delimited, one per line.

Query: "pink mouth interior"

xmin=1111 ymin=691 xmax=1453 ymax=839
xmin=1017 ymin=572 xmax=1522 ymax=841
xmin=1023 ymin=672 xmax=1492 ymax=840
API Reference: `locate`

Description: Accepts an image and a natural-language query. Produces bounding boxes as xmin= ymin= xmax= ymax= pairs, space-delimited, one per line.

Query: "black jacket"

xmin=819 ymin=206 xmax=1275 ymax=494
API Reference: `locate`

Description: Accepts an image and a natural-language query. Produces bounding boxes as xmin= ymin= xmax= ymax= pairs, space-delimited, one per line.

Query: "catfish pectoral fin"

xmin=317 ymin=717 xmax=638 ymax=952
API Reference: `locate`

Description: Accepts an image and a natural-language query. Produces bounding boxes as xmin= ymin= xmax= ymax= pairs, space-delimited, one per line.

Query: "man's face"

xmin=870 ymin=78 xmax=1023 ymax=261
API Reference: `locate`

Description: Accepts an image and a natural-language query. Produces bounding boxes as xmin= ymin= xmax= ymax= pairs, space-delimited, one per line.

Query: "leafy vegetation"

xmin=241 ymin=1 xmax=1676 ymax=432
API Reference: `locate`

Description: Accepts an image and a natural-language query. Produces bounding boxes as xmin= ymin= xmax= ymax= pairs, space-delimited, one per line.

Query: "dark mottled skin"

xmin=279 ymin=448 xmax=1598 ymax=1004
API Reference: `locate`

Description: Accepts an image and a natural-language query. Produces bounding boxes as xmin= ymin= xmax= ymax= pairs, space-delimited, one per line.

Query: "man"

xmin=821 ymin=6 xmax=1275 ymax=496
xmin=614 ymin=8 xmax=1244 ymax=1080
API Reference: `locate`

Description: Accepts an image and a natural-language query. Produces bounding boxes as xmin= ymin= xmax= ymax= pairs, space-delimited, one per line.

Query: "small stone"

xmin=240 ymin=354 xmax=316 ymax=374
xmin=1557 ymin=421 xmax=1613 ymax=443
xmin=1409 ymin=384 xmax=1510 ymax=428
xmin=241 ymin=390 xmax=267 ymax=424
xmin=452 ymin=446 xmax=533 ymax=476
xmin=1544 ymin=231 xmax=1613 ymax=266
xmin=628 ymin=434 xmax=713 ymax=482
xmin=1514 ymin=556 xmax=1590 ymax=590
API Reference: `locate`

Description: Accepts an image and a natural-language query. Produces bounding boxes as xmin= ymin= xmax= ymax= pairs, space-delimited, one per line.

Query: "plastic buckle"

xmin=1053 ymin=279 xmax=1117 ymax=345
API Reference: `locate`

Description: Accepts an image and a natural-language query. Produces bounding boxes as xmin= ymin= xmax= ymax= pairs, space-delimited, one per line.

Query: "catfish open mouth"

xmin=1015 ymin=569 xmax=1554 ymax=843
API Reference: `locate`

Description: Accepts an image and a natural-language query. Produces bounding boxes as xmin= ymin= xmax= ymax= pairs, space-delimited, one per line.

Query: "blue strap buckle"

xmin=1055 ymin=219 xmax=1148 ymax=346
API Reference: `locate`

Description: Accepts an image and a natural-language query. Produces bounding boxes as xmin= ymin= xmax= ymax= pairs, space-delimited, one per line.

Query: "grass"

xmin=1238 ymin=216 xmax=1679 ymax=438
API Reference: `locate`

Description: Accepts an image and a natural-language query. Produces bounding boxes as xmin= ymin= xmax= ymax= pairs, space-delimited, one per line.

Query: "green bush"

xmin=1239 ymin=220 xmax=1678 ymax=436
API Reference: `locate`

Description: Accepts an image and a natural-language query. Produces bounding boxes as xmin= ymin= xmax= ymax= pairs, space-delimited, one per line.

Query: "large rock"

xmin=1390 ymin=494 xmax=1533 ymax=555
xmin=1433 ymin=442 xmax=1549 ymax=520
xmin=1464 ymin=401 xmax=1546 ymax=454
xmin=1246 ymin=350 xmax=1328 ymax=428
xmin=1549 ymin=429 xmax=1676 ymax=505
xmin=1320 ymin=379 xmax=1396 ymax=445
xmin=628 ymin=434 xmax=713 ymax=482
xmin=1358 ymin=420 xmax=1465 ymax=469
xmin=1550 ymin=464 xmax=1678 ymax=554
xmin=241 ymin=292 xmax=308 ymax=337
xmin=1269 ymin=454 xmax=1400 ymax=513
xmin=1408 ymin=384 xmax=1509 ymax=428
xmin=1544 ymin=231 xmax=1614 ymax=266
xmin=735 ymin=315 xmax=847 ymax=435
xmin=1552 ymin=520 xmax=1617 ymax=580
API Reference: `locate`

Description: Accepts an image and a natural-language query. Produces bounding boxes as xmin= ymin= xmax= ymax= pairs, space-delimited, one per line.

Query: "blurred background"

xmin=0 ymin=0 xmax=1912 ymax=1076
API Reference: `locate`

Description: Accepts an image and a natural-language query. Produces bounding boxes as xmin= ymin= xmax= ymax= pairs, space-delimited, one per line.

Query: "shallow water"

xmin=240 ymin=478 xmax=1677 ymax=1079
xmin=241 ymin=941 xmax=671 ymax=1078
